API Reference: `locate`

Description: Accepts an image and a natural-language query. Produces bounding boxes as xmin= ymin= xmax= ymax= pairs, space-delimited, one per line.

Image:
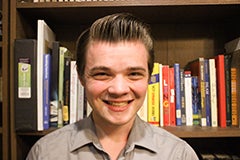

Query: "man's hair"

xmin=76 ymin=13 xmax=154 ymax=79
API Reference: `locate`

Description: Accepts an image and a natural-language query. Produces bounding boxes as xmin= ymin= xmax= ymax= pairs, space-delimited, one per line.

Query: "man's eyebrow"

xmin=127 ymin=67 xmax=147 ymax=72
xmin=89 ymin=66 xmax=110 ymax=72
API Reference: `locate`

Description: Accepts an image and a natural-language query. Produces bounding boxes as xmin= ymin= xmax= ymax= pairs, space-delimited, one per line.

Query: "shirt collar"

xmin=70 ymin=115 xmax=158 ymax=153
xmin=126 ymin=116 xmax=159 ymax=153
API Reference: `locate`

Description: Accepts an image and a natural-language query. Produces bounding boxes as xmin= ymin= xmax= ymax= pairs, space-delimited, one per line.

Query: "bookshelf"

xmin=1 ymin=0 xmax=10 ymax=159
xmin=9 ymin=0 xmax=240 ymax=159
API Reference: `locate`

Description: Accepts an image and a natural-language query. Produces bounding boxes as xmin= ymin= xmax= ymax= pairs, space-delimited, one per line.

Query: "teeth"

xmin=108 ymin=102 xmax=128 ymax=107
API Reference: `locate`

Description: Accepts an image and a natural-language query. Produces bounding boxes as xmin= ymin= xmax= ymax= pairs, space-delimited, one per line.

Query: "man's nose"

xmin=107 ymin=75 xmax=130 ymax=96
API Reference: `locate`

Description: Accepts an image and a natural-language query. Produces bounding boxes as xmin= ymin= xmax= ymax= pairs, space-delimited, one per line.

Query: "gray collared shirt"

xmin=27 ymin=115 xmax=199 ymax=160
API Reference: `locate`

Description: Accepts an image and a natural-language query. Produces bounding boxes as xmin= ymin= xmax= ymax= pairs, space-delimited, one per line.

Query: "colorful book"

xmin=174 ymin=63 xmax=182 ymax=126
xmin=169 ymin=67 xmax=176 ymax=126
xmin=14 ymin=39 xmax=38 ymax=131
xmin=147 ymin=62 xmax=160 ymax=126
xmin=204 ymin=59 xmax=211 ymax=126
xmin=192 ymin=76 xmax=200 ymax=125
xmin=162 ymin=65 xmax=170 ymax=126
xmin=43 ymin=53 xmax=51 ymax=130
xmin=215 ymin=55 xmax=227 ymax=128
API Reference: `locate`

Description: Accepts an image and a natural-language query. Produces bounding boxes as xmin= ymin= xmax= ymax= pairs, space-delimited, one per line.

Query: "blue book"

xmin=204 ymin=59 xmax=211 ymax=126
xmin=192 ymin=76 xmax=201 ymax=125
xmin=43 ymin=53 xmax=51 ymax=130
xmin=180 ymin=69 xmax=186 ymax=125
xmin=174 ymin=63 xmax=182 ymax=126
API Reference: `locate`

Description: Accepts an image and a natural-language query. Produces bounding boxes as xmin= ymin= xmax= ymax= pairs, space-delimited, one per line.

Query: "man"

xmin=27 ymin=13 xmax=199 ymax=160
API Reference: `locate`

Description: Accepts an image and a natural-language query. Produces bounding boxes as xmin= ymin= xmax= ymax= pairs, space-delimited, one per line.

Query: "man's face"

xmin=83 ymin=40 xmax=149 ymax=126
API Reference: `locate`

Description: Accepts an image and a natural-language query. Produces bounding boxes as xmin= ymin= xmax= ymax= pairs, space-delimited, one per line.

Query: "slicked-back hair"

xmin=76 ymin=13 xmax=154 ymax=80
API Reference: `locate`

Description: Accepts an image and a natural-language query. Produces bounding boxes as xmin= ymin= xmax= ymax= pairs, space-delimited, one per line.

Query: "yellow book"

xmin=147 ymin=62 xmax=160 ymax=126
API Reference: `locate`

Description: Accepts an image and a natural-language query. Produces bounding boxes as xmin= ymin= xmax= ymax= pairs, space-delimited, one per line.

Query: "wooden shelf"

xmin=0 ymin=127 xmax=2 ymax=134
xmin=16 ymin=1 xmax=240 ymax=25
xmin=16 ymin=126 xmax=240 ymax=138
xmin=164 ymin=126 xmax=240 ymax=138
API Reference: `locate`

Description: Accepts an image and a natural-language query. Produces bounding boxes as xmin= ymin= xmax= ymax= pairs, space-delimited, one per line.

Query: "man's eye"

xmin=129 ymin=72 xmax=144 ymax=79
xmin=92 ymin=72 xmax=110 ymax=80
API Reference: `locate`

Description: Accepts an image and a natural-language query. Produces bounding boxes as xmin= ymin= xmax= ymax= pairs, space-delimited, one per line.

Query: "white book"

xmin=159 ymin=64 xmax=164 ymax=127
xmin=184 ymin=71 xmax=193 ymax=126
xmin=209 ymin=59 xmax=218 ymax=127
xmin=69 ymin=61 xmax=78 ymax=124
xmin=77 ymin=80 xmax=85 ymax=121
xmin=37 ymin=20 xmax=55 ymax=131
xmin=137 ymin=93 xmax=148 ymax=122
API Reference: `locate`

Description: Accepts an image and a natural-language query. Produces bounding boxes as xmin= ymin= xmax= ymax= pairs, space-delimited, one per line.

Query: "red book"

xmin=169 ymin=67 xmax=176 ymax=126
xmin=215 ymin=55 xmax=227 ymax=127
xmin=162 ymin=65 xmax=170 ymax=126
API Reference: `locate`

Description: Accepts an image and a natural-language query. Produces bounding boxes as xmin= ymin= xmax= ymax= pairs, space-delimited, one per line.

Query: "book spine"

xmin=199 ymin=57 xmax=207 ymax=127
xmin=209 ymin=59 xmax=218 ymax=127
xmin=159 ymin=64 xmax=164 ymax=127
xmin=147 ymin=62 xmax=160 ymax=126
xmin=204 ymin=59 xmax=211 ymax=126
xmin=43 ymin=53 xmax=51 ymax=130
xmin=174 ymin=63 xmax=182 ymax=126
xmin=162 ymin=65 xmax=170 ymax=126
xmin=14 ymin=39 xmax=38 ymax=131
xmin=184 ymin=71 xmax=193 ymax=126
xmin=215 ymin=55 xmax=226 ymax=127
xmin=70 ymin=61 xmax=78 ymax=124
xmin=180 ymin=69 xmax=186 ymax=125
xmin=169 ymin=67 xmax=176 ymax=126
xmin=50 ymin=41 xmax=59 ymax=128
xmin=224 ymin=55 xmax=232 ymax=126
xmin=231 ymin=67 xmax=238 ymax=126
xmin=63 ymin=57 xmax=71 ymax=125
xmin=192 ymin=76 xmax=200 ymax=126
xmin=77 ymin=80 xmax=85 ymax=121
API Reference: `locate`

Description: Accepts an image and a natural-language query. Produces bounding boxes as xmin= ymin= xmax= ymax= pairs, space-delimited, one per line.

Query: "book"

xmin=147 ymin=62 xmax=160 ymax=126
xmin=162 ymin=65 xmax=170 ymax=126
xmin=192 ymin=76 xmax=200 ymax=125
xmin=180 ymin=69 xmax=186 ymax=125
xmin=174 ymin=63 xmax=182 ymax=126
xmin=63 ymin=56 xmax=71 ymax=125
xmin=137 ymin=93 xmax=148 ymax=122
xmin=231 ymin=50 xmax=240 ymax=127
xmin=209 ymin=58 xmax=218 ymax=127
xmin=43 ymin=53 xmax=51 ymax=130
xmin=186 ymin=57 xmax=206 ymax=126
xmin=159 ymin=63 xmax=164 ymax=127
xmin=215 ymin=55 xmax=227 ymax=128
xmin=58 ymin=46 xmax=73 ymax=127
xmin=69 ymin=61 xmax=78 ymax=124
xmin=204 ymin=59 xmax=211 ymax=126
xmin=169 ymin=67 xmax=176 ymax=126
xmin=184 ymin=70 xmax=193 ymax=126
xmin=231 ymin=67 xmax=238 ymax=126
xmin=14 ymin=39 xmax=38 ymax=131
xmin=224 ymin=54 xmax=232 ymax=126
xmin=77 ymin=80 xmax=85 ymax=121
xmin=37 ymin=20 xmax=56 ymax=130
xmin=50 ymin=41 xmax=60 ymax=128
